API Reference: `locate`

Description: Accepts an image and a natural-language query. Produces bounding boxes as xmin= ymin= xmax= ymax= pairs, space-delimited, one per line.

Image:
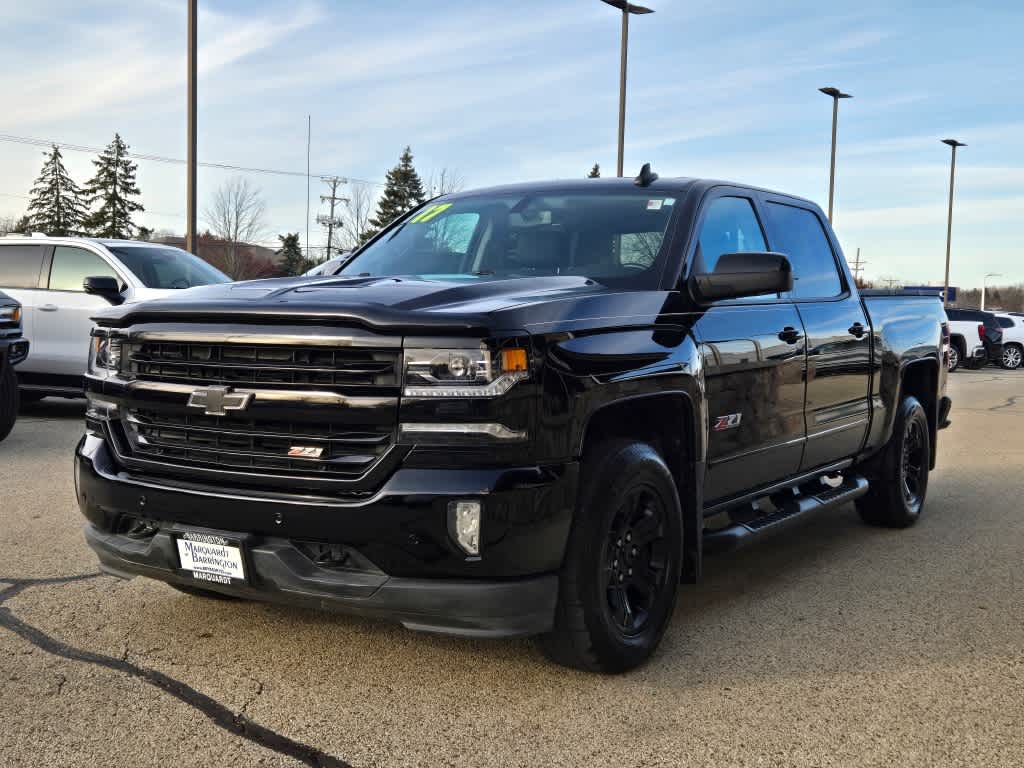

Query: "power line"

xmin=0 ymin=133 xmax=384 ymax=187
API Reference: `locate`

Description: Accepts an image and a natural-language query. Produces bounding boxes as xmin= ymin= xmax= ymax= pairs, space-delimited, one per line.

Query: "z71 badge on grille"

xmin=186 ymin=386 xmax=254 ymax=416
xmin=288 ymin=446 xmax=324 ymax=458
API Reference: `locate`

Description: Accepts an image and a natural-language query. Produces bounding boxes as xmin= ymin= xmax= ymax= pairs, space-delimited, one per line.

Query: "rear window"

xmin=765 ymin=202 xmax=843 ymax=299
xmin=0 ymin=244 xmax=46 ymax=289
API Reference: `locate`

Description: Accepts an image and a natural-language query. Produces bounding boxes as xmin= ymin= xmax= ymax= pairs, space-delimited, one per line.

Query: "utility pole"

xmin=849 ymin=247 xmax=866 ymax=284
xmin=185 ymin=0 xmax=198 ymax=254
xmin=316 ymin=176 xmax=348 ymax=263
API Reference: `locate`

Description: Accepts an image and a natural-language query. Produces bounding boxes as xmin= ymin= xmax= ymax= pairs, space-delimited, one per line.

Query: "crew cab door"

xmin=762 ymin=198 xmax=871 ymax=470
xmin=692 ymin=193 xmax=807 ymax=502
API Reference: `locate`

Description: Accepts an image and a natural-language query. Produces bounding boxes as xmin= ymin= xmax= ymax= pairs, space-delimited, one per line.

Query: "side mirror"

xmin=689 ymin=251 xmax=793 ymax=304
xmin=83 ymin=276 xmax=125 ymax=305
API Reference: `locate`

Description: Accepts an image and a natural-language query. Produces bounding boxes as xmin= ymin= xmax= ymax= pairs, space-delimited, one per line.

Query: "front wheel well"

xmin=579 ymin=395 xmax=699 ymax=582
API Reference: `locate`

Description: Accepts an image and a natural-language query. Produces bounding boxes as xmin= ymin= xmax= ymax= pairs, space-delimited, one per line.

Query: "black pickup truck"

xmin=77 ymin=171 xmax=950 ymax=672
xmin=0 ymin=290 xmax=29 ymax=442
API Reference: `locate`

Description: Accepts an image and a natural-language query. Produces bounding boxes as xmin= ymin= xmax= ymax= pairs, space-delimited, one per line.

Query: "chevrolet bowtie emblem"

xmin=186 ymin=386 xmax=253 ymax=416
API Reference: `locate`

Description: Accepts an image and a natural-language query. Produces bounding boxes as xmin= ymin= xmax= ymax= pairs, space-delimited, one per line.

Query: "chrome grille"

xmin=121 ymin=408 xmax=393 ymax=479
xmin=123 ymin=341 xmax=399 ymax=390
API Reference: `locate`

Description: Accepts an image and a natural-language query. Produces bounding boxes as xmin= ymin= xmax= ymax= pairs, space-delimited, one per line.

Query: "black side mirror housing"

xmin=689 ymin=251 xmax=793 ymax=304
xmin=83 ymin=276 xmax=125 ymax=305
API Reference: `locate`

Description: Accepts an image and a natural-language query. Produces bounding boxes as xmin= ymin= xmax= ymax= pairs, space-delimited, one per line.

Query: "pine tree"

xmin=276 ymin=232 xmax=307 ymax=276
xmin=26 ymin=145 xmax=87 ymax=236
xmin=587 ymin=163 xmax=601 ymax=178
xmin=362 ymin=146 xmax=425 ymax=241
xmin=82 ymin=133 xmax=144 ymax=238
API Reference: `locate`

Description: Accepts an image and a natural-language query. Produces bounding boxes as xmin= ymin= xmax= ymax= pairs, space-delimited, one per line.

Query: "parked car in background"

xmin=0 ymin=291 xmax=30 ymax=441
xmin=944 ymin=307 xmax=1003 ymax=371
xmin=993 ymin=313 xmax=1024 ymax=369
xmin=304 ymin=252 xmax=352 ymax=277
xmin=0 ymin=236 xmax=230 ymax=399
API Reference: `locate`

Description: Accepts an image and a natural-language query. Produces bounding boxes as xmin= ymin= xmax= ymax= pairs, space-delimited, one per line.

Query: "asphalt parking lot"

xmin=1 ymin=370 xmax=1022 ymax=768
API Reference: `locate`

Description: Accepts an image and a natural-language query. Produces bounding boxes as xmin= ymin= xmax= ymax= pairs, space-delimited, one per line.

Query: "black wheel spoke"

xmin=631 ymin=508 xmax=661 ymax=547
xmin=608 ymin=585 xmax=633 ymax=629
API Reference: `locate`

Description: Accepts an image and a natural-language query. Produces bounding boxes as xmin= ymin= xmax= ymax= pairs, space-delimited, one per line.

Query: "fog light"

xmin=448 ymin=500 xmax=481 ymax=557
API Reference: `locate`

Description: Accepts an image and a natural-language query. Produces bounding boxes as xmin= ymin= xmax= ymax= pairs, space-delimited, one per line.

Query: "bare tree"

xmin=337 ymin=181 xmax=376 ymax=251
xmin=0 ymin=214 xmax=31 ymax=236
xmin=202 ymin=177 xmax=268 ymax=278
xmin=425 ymin=168 xmax=466 ymax=197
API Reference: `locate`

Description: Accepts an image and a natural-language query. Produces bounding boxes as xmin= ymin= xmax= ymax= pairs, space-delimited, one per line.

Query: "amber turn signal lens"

xmin=500 ymin=348 xmax=528 ymax=372
xmin=11 ymin=307 xmax=20 ymax=324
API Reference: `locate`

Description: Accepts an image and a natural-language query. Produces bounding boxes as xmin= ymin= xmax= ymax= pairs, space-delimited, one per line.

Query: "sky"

xmin=0 ymin=0 xmax=1021 ymax=288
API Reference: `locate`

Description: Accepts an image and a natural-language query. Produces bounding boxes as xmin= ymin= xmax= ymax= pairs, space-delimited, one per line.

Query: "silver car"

xmin=0 ymin=235 xmax=230 ymax=399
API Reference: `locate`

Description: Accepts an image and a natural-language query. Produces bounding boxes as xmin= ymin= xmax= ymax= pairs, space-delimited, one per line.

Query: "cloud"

xmin=0 ymin=1 xmax=324 ymax=127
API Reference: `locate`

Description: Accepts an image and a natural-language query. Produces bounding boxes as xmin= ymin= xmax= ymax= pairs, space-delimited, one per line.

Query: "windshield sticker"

xmin=410 ymin=203 xmax=452 ymax=223
xmin=663 ymin=197 xmax=676 ymax=207
xmin=646 ymin=199 xmax=664 ymax=211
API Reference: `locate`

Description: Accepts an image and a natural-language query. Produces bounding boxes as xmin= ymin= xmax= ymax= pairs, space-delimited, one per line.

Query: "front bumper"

xmin=1 ymin=337 xmax=29 ymax=367
xmin=77 ymin=436 xmax=577 ymax=637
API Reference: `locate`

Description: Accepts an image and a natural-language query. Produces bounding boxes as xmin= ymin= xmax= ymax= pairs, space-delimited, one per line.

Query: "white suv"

xmin=994 ymin=313 xmax=1024 ymax=370
xmin=0 ymin=235 xmax=230 ymax=399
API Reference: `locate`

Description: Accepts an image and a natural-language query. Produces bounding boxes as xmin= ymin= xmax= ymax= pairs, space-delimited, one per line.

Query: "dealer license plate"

xmin=176 ymin=532 xmax=246 ymax=585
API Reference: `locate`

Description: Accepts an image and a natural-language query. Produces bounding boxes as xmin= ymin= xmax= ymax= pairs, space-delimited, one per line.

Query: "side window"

xmin=997 ymin=317 xmax=1014 ymax=329
xmin=765 ymin=202 xmax=843 ymax=299
xmin=48 ymin=247 xmax=119 ymax=292
xmin=696 ymin=197 xmax=767 ymax=273
xmin=0 ymin=245 xmax=47 ymax=289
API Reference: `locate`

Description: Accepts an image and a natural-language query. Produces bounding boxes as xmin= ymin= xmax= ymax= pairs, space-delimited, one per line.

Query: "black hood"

xmin=92 ymin=275 xmax=610 ymax=333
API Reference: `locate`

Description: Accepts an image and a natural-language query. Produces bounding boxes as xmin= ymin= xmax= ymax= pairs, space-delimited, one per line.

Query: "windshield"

xmin=108 ymin=246 xmax=231 ymax=289
xmin=340 ymin=190 xmax=677 ymax=288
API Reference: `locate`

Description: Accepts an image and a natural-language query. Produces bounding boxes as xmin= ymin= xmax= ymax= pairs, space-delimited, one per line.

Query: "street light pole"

xmin=941 ymin=139 xmax=966 ymax=308
xmin=185 ymin=0 xmax=198 ymax=254
xmin=818 ymin=87 xmax=851 ymax=223
xmin=981 ymin=272 xmax=1001 ymax=312
xmin=600 ymin=1 xmax=654 ymax=178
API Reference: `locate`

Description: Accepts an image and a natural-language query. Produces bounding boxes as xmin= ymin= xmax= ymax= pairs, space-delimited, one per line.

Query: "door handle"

xmin=848 ymin=322 xmax=866 ymax=338
xmin=39 ymin=304 xmax=59 ymax=312
xmin=778 ymin=326 xmax=803 ymax=344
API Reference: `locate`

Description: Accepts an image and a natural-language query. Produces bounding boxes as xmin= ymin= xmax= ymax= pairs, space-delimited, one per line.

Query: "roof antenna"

xmin=634 ymin=162 xmax=658 ymax=187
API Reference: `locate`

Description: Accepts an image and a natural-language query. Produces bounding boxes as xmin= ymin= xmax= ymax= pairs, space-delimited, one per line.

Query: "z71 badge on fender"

xmin=713 ymin=413 xmax=742 ymax=431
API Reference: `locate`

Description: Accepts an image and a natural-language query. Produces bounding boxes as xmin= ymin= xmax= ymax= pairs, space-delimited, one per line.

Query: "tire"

xmin=0 ymin=363 xmax=19 ymax=442
xmin=856 ymin=396 xmax=930 ymax=528
xmin=168 ymin=583 xmax=241 ymax=601
xmin=947 ymin=342 xmax=961 ymax=372
xmin=541 ymin=440 xmax=683 ymax=673
xmin=1001 ymin=344 xmax=1022 ymax=370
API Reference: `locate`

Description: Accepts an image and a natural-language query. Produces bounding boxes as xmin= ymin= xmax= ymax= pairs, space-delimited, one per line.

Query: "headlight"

xmin=0 ymin=306 xmax=20 ymax=324
xmin=88 ymin=332 xmax=122 ymax=376
xmin=403 ymin=345 xmax=528 ymax=398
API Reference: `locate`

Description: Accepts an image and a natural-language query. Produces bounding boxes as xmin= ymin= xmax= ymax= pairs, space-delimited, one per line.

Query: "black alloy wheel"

xmin=900 ymin=415 xmax=927 ymax=515
xmin=604 ymin=486 xmax=669 ymax=636
xmin=541 ymin=439 xmax=682 ymax=673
